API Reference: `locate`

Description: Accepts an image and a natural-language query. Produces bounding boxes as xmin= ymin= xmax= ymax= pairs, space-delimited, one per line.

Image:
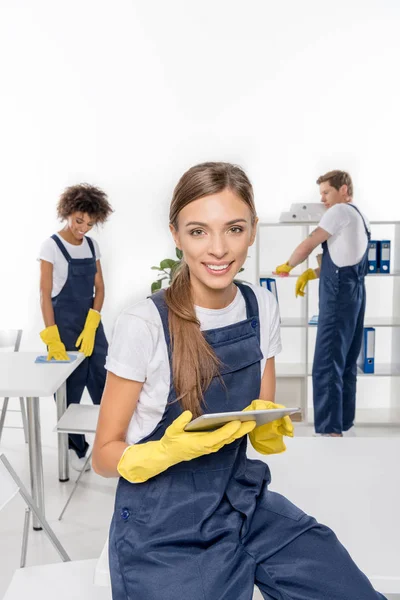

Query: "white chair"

xmin=0 ymin=452 xmax=70 ymax=568
xmin=0 ymin=330 xmax=28 ymax=444
xmin=55 ymin=403 xmax=100 ymax=520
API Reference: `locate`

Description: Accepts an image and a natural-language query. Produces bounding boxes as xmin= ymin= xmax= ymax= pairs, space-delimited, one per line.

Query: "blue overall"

xmin=109 ymin=283 xmax=384 ymax=600
xmin=51 ymin=235 xmax=108 ymax=458
xmin=312 ymin=206 xmax=370 ymax=435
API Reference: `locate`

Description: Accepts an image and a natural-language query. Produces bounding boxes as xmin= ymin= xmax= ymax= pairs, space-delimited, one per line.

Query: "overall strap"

xmin=51 ymin=234 xmax=72 ymax=263
xmin=347 ymin=204 xmax=371 ymax=241
xmin=234 ymin=282 xmax=261 ymax=344
xmin=150 ymin=290 xmax=172 ymax=358
xmin=85 ymin=236 xmax=96 ymax=258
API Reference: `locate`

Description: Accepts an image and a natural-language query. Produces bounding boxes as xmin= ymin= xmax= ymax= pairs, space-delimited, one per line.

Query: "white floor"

xmin=1 ymin=396 xmax=399 ymax=599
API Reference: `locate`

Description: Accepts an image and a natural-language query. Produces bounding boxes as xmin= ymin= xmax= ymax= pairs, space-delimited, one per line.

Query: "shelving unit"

xmin=255 ymin=220 xmax=400 ymax=426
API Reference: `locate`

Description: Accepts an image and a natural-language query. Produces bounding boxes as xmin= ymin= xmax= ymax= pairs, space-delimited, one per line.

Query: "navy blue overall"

xmin=51 ymin=235 xmax=108 ymax=458
xmin=109 ymin=283 xmax=384 ymax=600
xmin=312 ymin=206 xmax=370 ymax=435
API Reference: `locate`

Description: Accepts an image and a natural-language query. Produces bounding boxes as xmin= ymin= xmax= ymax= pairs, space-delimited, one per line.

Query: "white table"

xmin=0 ymin=351 xmax=85 ymax=529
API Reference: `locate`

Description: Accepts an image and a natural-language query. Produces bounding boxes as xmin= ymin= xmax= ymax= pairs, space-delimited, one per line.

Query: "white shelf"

xmin=276 ymin=363 xmax=306 ymax=378
xmin=362 ymin=317 xmax=400 ymax=327
xmin=369 ymin=221 xmax=400 ymax=225
xmin=307 ymin=317 xmax=400 ymax=328
xmin=281 ymin=317 xmax=400 ymax=328
xmin=276 ymin=363 xmax=400 ymax=378
xmin=357 ymin=364 xmax=400 ymax=377
xmin=280 ymin=318 xmax=307 ymax=327
xmin=367 ymin=271 xmax=400 ymax=277
xmin=306 ymin=364 xmax=400 ymax=377
xmin=258 ymin=218 xmax=400 ymax=427
xmin=260 ymin=272 xmax=298 ymax=279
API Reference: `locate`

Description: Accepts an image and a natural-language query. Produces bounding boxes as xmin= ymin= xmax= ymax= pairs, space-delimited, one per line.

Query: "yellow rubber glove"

xmin=243 ymin=399 xmax=294 ymax=455
xmin=75 ymin=309 xmax=101 ymax=357
xmin=274 ymin=262 xmax=293 ymax=276
xmin=118 ymin=410 xmax=256 ymax=483
xmin=295 ymin=268 xmax=317 ymax=298
xmin=39 ymin=325 xmax=69 ymax=361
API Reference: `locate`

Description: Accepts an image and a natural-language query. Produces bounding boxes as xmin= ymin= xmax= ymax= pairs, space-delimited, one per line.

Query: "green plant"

xmin=151 ymin=248 xmax=183 ymax=293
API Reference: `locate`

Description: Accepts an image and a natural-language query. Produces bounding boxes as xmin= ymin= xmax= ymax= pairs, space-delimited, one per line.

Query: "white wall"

xmin=1 ymin=0 xmax=400 ymax=348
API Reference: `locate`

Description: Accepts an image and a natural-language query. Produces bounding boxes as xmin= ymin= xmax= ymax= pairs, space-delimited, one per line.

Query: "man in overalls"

xmin=275 ymin=170 xmax=370 ymax=436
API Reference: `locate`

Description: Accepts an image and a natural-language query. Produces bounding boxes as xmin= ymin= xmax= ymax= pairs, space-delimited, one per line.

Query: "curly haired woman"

xmin=38 ymin=183 xmax=113 ymax=470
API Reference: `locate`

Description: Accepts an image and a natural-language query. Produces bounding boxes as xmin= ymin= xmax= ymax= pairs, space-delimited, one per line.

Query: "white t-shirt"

xmin=318 ymin=203 xmax=370 ymax=268
xmin=106 ymin=283 xmax=282 ymax=446
xmin=37 ymin=234 xmax=101 ymax=297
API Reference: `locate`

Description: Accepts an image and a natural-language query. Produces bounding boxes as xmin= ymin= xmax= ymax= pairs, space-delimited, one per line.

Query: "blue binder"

xmin=357 ymin=327 xmax=375 ymax=374
xmin=378 ymin=240 xmax=391 ymax=273
xmin=367 ymin=240 xmax=378 ymax=273
xmin=260 ymin=277 xmax=279 ymax=306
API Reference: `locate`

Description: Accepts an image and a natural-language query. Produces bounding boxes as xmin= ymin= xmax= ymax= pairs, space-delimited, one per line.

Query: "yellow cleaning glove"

xmin=117 ymin=410 xmax=256 ymax=483
xmin=274 ymin=262 xmax=293 ymax=276
xmin=243 ymin=399 xmax=294 ymax=455
xmin=39 ymin=325 xmax=69 ymax=361
xmin=75 ymin=309 xmax=101 ymax=357
xmin=295 ymin=268 xmax=317 ymax=297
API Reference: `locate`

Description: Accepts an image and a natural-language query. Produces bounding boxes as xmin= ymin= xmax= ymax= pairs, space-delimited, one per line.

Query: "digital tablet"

xmin=184 ymin=408 xmax=300 ymax=432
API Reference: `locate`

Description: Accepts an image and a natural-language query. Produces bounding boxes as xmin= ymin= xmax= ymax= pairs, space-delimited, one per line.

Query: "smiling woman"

xmin=37 ymin=183 xmax=113 ymax=471
xmin=93 ymin=161 xmax=385 ymax=600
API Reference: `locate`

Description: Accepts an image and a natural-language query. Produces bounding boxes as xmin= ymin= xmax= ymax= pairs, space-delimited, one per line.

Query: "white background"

xmin=1 ymin=0 xmax=400 ymax=348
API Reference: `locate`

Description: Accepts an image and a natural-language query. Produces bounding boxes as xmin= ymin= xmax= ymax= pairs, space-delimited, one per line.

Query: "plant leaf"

xmin=170 ymin=261 xmax=180 ymax=276
xmin=151 ymin=280 xmax=162 ymax=293
xmin=160 ymin=259 xmax=176 ymax=269
xmin=151 ymin=266 xmax=161 ymax=270
xmin=238 ymin=267 xmax=244 ymax=273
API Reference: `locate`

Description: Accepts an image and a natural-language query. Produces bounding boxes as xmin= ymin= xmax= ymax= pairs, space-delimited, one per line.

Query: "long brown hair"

xmin=165 ymin=162 xmax=257 ymax=416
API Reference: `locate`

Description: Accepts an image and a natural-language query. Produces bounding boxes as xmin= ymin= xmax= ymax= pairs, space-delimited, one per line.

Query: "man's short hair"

xmin=316 ymin=170 xmax=353 ymax=197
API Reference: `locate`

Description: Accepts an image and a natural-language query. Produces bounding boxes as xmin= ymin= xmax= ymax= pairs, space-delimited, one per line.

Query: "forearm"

xmin=288 ymin=240 xmax=312 ymax=268
xmin=40 ymin=293 xmax=56 ymax=328
xmin=92 ymin=286 xmax=105 ymax=312
xmin=314 ymin=267 xmax=321 ymax=278
xmin=92 ymin=440 xmax=129 ymax=478
xmin=260 ymin=358 xmax=276 ymax=401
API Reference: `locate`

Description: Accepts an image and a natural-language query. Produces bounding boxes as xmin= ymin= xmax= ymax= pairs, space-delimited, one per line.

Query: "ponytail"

xmin=165 ymin=262 xmax=220 ymax=417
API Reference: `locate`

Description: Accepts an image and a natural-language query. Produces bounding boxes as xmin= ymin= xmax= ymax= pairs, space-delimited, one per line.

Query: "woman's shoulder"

xmin=40 ymin=235 xmax=56 ymax=247
xmin=38 ymin=236 xmax=58 ymax=262
xmin=116 ymin=297 xmax=164 ymax=332
xmin=107 ymin=297 xmax=167 ymax=380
